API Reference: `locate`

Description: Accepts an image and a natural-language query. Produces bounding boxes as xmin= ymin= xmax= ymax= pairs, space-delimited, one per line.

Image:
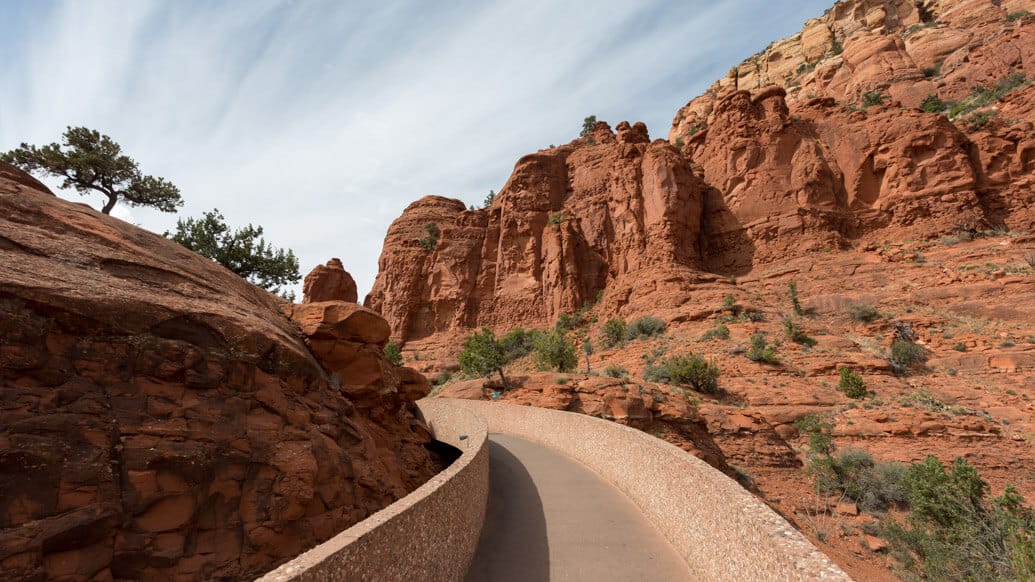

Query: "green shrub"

xmin=920 ymin=94 xmax=946 ymax=113
xmin=740 ymin=308 xmax=765 ymax=322
xmin=838 ymin=367 xmax=867 ymax=398
xmin=1006 ymin=10 xmax=1031 ymax=21
xmin=499 ymin=328 xmax=540 ymax=362
xmin=580 ymin=115 xmax=597 ymax=137
xmin=383 ymin=340 xmax=403 ymax=366
xmin=848 ymin=303 xmax=880 ymax=323
xmin=883 ymin=456 xmax=1035 ymax=581
xmin=556 ymin=312 xmax=573 ymax=331
xmin=556 ymin=376 xmax=569 ymax=385
xmin=432 ymin=370 xmax=453 ymax=386
xmin=533 ymin=330 xmax=577 ymax=372
xmin=417 ymin=223 xmax=440 ymax=250
xmin=700 ymin=324 xmax=730 ymax=342
xmin=789 ymin=281 xmax=804 ymax=315
xmin=546 ymin=211 xmax=565 ymax=226
xmin=600 ymin=318 xmax=627 ymax=348
xmin=626 ymin=316 xmax=666 ymax=340
xmin=953 ymin=342 xmax=967 ymax=352
xmin=643 ymin=354 xmax=721 ymax=394
xmin=862 ymin=90 xmax=887 ymax=108
xmin=965 ymin=109 xmax=997 ymax=130
xmin=830 ymin=39 xmax=843 ymax=55
xmin=808 ymin=449 xmax=908 ymax=513
xmin=747 ymin=333 xmax=779 ymax=363
xmin=603 ymin=364 xmax=629 ymax=379
xmin=795 ymin=414 xmax=834 ymax=456
xmin=922 ymin=65 xmax=941 ymax=79
xmin=891 ymin=340 xmax=927 ymax=373
xmin=722 ymin=294 xmax=738 ymax=311
xmin=783 ymin=316 xmax=818 ymax=347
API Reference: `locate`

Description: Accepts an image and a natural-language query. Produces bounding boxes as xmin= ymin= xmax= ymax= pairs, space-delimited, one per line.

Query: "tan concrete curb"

xmin=255 ymin=400 xmax=489 ymax=581
xmin=448 ymin=399 xmax=853 ymax=581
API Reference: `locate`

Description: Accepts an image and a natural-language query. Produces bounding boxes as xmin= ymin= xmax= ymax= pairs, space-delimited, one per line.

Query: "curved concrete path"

xmin=466 ymin=434 xmax=693 ymax=581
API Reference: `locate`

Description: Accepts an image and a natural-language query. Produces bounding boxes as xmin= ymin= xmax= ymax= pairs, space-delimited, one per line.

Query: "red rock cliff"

xmin=672 ymin=0 xmax=1035 ymax=260
xmin=0 ymin=166 xmax=438 ymax=580
xmin=368 ymin=0 xmax=1035 ymax=341
xmin=366 ymin=121 xmax=707 ymax=340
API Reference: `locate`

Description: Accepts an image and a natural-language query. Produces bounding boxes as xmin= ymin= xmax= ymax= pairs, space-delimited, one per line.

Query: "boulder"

xmin=302 ymin=258 xmax=358 ymax=303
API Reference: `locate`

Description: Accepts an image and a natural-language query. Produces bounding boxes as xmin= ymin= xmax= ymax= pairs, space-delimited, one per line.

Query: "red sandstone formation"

xmin=670 ymin=0 xmax=1035 ymax=130
xmin=0 ymin=167 xmax=438 ymax=581
xmin=366 ymin=121 xmax=706 ymax=340
xmin=368 ymin=0 xmax=1035 ymax=342
xmin=302 ymin=258 xmax=358 ymax=303
xmin=672 ymin=0 xmax=1035 ymax=249
xmin=0 ymin=161 xmax=53 ymax=195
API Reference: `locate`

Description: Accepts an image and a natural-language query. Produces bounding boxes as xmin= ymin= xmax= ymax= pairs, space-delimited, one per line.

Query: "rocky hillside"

xmin=0 ymin=162 xmax=440 ymax=581
xmin=365 ymin=0 xmax=1035 ymax=579
xmin=366 ymin=121 xmax=706 ymax=341
xmin=671 ymin=0 xmax=1035 ymax=130
xmin=367 ymin=0 xmax=1035 ymax=342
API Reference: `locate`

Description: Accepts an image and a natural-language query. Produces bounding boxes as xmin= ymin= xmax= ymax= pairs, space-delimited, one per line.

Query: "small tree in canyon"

xmin=460 ymin=328 xmax=511 ymax=390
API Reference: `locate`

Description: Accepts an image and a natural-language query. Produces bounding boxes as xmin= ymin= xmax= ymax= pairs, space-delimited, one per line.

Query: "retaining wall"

xmin=448 ymin=398 xmax=852 ymax=581
xmin=256 ymin=400 xmax=489 ymax=582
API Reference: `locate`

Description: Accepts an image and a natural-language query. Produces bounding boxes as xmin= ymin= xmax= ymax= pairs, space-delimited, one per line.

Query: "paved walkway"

xmin=465 ymin=434 xmax=693 ymax=581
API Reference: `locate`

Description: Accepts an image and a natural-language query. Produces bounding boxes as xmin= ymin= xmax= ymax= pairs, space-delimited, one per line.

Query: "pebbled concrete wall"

xmin=448 ymin=398 xmax=853 ymax=582
xmin=255 ymin=400 xmax=489 ymax=582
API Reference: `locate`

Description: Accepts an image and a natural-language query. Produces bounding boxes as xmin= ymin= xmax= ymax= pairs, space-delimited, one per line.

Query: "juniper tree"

xmin=2 ymin=126 xmax=182 ymax=215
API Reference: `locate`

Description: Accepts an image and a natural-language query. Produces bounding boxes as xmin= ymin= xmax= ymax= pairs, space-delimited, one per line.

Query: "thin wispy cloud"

xmin=0 ymin=0 xmax=831 ymax=296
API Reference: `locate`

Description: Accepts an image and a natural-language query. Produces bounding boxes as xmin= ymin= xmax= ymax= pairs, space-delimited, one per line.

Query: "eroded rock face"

xmin=0 ymin=168 xmax=438 ymax=581
xmin=366 ymin=121 xmax=706 ymax=340
xmin=687 ymin=87 xmax=988 ymax=271
xmin=368 ymin=0 xmax=1034 ymax=343
xmin=302 ymin=258 xmax=358 ymax=303
xmin=671 ymin=0 xmax=1035 ymax=242
xmin=670 ymin=0 xmax=1035 ymax=132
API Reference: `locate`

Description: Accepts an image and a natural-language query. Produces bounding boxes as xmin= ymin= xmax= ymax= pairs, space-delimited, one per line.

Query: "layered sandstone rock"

xmin=369 ymin=0 xmax=1034 ymax=343
xmin=671 ymin=0 xmax=1035 ymax=237
xmin=670 ymin=0 xmax=1035 ymax=133
xmin=302 ymin=258 xmax=358 ymax=303
xmin=687 ymin=87 xmax=990 ymax=271
xmin=0 ymin=168 xmax=437 ymax=581
xmin=366 ymin=121 xmax=706 ymax=340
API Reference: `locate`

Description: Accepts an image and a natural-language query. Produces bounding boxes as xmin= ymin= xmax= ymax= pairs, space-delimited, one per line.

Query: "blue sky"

xmin=0 ymin=0 xmax=832 ymax=297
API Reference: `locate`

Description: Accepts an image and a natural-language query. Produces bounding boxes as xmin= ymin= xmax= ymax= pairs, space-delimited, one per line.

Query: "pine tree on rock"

xmin=1 ymin=126 xmax=182 ymax=215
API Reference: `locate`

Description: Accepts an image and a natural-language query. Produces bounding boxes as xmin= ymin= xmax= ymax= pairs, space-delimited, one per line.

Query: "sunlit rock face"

xmin=0 ymin=164 xmax=438 ymax=580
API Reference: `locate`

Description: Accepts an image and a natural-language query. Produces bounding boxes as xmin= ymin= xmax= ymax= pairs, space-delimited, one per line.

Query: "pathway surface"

xmin=465 ymin=434 xmax=694 ymax=581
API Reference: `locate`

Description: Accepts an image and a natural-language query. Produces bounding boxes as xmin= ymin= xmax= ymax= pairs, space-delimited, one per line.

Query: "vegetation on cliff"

xmin=1 ymin=126 xmax=182 ymax=214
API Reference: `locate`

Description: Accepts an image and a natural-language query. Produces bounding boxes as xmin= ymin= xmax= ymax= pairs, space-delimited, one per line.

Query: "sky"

xmin=0 ymin=0 xmax=833 ymax=298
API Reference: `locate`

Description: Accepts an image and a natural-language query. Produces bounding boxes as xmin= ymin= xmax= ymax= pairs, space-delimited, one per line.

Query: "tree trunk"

xmin=101 ymin=194 xmax=118 ymax=215
xmin=585 ymin=354 xmax=591 ymax=374
xmin=496 ymin=368 xmax=511 ymax=391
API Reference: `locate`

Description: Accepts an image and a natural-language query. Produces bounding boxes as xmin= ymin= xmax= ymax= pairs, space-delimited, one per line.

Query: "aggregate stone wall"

xmin=255 ymin=400 xmax=489 ymax=581
xmin=449 ymin=399 xmax=853 ymax=582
